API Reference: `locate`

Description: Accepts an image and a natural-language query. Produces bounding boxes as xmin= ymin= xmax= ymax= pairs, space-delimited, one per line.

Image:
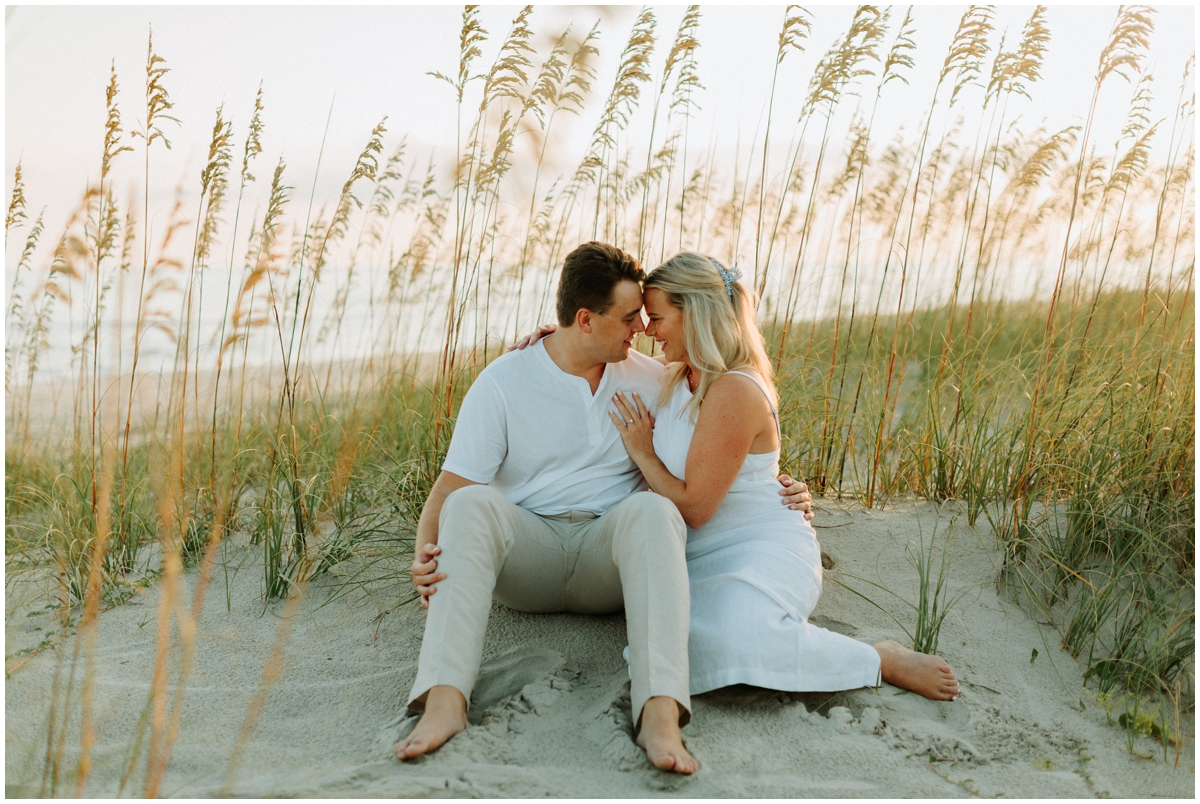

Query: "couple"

xmin=395 ymin=242 xmax=958 ymax=774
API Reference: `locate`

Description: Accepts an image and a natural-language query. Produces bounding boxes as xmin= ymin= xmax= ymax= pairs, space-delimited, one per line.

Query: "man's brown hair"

xmin=555 ymin=241 xmax=645 ymax=326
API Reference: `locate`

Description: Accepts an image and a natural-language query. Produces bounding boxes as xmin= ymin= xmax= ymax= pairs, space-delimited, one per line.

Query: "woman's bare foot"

xmin=873 ymin=640 xmax=960 ymax=701
xmin=395 ymin=685 xmax=469 ymax=760
xmin=635 ymin=696 xmax=699 ymax=774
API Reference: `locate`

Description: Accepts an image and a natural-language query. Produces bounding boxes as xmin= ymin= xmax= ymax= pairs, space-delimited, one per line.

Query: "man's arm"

xmin=411 ymin=470 xmax=478 ymax=608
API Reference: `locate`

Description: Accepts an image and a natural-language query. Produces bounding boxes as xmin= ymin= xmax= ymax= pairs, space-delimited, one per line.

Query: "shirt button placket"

xmin=585 ymin=383 xmax=600 ymax=445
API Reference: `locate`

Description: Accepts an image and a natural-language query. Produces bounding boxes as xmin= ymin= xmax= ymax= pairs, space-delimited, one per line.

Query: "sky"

xmin=4 ymin=3 xmax=1194 ymax=382
xmin=6 ymin=3 xmax=1196 ymax=227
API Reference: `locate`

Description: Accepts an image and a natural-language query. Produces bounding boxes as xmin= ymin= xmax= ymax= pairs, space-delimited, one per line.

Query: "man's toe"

xmin=399 ymin=738 xmax=428 ymax=759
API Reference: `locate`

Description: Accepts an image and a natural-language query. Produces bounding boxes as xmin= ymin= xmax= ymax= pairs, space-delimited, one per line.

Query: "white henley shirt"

xmin=441 ymin=339 xmax=666 ymax=515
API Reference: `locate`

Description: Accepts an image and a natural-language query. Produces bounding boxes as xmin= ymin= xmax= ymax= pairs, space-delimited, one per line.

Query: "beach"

xmin=6 ymin=500 xmax=1192 ymax=797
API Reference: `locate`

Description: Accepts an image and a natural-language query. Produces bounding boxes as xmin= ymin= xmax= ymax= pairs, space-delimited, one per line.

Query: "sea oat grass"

xmin=4 ymin=6 xmax=1193 ymax=791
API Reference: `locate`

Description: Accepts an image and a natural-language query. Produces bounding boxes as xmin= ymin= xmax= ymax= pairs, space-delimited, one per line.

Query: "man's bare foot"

xmin=395 ymin=685 xmax=469 ymax=760
xmin=874 ymin=640 xmax=960 ymax=701
xmin=635 ymin=696 xmax=699 ymax=774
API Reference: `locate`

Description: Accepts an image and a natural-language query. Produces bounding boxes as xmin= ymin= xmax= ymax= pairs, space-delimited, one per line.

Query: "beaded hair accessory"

xmin=709 ymin=257 xmax=742 ymax=302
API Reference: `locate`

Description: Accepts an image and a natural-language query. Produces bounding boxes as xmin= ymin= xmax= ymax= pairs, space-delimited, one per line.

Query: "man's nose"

xmin=632 ymin=313 xmax=646 ymax=334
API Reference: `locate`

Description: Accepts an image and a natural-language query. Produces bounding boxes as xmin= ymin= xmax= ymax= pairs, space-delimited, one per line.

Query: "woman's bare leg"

xmin=873 ymin=640 xmax=960 ymax=701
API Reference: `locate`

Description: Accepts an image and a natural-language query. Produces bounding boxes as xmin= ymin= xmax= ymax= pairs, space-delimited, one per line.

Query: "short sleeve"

xmin=441 ymin=374 xmax=508 ymax=484
xmin=619 ymin=351 xmax=667 ymax=414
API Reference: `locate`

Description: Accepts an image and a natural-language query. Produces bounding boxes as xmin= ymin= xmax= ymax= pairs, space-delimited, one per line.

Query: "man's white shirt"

xmin=441 ymin=340 xmax=666 ymax=516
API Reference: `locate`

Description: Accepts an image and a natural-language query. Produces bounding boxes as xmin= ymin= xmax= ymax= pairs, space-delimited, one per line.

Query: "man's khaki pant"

xmin=407 ymin=485 xmax=691 ymax=726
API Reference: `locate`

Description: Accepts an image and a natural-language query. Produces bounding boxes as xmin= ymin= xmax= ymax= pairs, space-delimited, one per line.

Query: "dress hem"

xmin=690 ymin=666 xmax=882 ymax=697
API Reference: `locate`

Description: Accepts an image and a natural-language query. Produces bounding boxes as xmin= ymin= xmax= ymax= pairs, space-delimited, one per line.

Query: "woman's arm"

xmin=610 ymin=374 xmax=772 ymax=528
xmin=507 ymin=322 xmax=557 ymax=351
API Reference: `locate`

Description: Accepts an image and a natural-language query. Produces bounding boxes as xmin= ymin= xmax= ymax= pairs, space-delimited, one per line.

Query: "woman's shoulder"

xmin=711 ymin=368 xmax=770 ymax=392
xmin=705 ymin=370 xmax=774 ymax=408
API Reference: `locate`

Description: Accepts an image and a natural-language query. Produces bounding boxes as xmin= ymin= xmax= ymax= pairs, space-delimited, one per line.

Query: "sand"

xmin=5 ymin=501 xmax=1194 ymax=797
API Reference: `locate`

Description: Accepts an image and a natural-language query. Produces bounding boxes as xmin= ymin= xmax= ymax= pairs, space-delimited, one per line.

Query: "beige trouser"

xmin=407 ymin=485 xmax=691 ymax=727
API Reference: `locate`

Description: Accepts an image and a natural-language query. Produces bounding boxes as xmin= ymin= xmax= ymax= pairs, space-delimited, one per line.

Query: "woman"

xmin=608 ymin=251 xmax=959 ymax=700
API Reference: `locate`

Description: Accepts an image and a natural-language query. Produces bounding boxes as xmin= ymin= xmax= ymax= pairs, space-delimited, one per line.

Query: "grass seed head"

xmin=7 ymin=160 xmax=27 ymax=233
xmin=479 ymin=5 xmax=535 ymax=113
xmin=776 ymin=5 xmax=813 ymax=66
xmin=879 ymin=6 xmax=917 ymax=91
xmin=101 ymin=63 xmax=134 ymax=180
xmin=667 ymin=6 xmax=703 ymax=117
xmin=427 ymin=5 xmax=487 ymax=102
xmin=136 ymin=27 xmax=180 ymax=150
xmin=240 ymin=84 xmax=265 ymax=187
xmin=198 ymin=105 xmax=235 ymax=266
xmin=523 ymin=28 xmax=571 ymax=128
xmin=986 ymin=5 xmax=1051 ymax=104
xmin=1097 ymin=5 xmax=1156 ymax=86
xmin=941 ymin=5 xmax=996 ymax=106
xmin=560 ymin=22 xmax=601 ymax=116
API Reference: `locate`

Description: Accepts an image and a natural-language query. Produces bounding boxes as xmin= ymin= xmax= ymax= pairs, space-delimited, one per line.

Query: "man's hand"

xmin=411 ymin=543 xmax=447 ymax=608
xmin=777 ymin=474 xmax=814 ymax=521
xmin=411 ymin=471 xmax=476 ymax=608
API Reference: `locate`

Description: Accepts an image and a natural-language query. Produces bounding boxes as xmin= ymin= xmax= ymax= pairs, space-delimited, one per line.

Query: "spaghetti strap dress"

xmin=651 ymin=370 xmax=882 ymax=695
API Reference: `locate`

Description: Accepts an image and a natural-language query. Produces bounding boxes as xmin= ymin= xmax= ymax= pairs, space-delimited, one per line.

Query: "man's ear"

xmin=576 ymin=308 xmax=594 ymax=334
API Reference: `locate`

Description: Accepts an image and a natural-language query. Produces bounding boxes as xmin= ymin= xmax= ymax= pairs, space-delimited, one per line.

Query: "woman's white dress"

xmin=653 ymin=370 xmax=882 ymax=695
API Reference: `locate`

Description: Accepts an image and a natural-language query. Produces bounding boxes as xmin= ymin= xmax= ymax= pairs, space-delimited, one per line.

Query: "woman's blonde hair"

xmin=644 ymin=251 xmax=777 ymax=419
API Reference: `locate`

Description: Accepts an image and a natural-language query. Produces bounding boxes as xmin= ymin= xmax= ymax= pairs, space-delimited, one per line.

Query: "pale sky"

xmin=6 ymin=3 xmax=1196 ymax=229
xmin=5 ymin=3 xmax=1195 ymax=383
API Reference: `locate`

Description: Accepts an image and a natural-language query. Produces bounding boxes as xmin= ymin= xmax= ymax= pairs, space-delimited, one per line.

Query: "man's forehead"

xmin=613 ymin=279 xmax=644 ymax=307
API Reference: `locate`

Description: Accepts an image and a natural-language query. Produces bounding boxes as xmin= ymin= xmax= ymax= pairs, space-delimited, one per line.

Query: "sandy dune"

xmin=5 ymin=502 xmax=1193 ymax=797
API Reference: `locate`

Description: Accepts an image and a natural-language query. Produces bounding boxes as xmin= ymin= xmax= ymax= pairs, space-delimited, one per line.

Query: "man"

xmin=395 ymin=242 xmax=811 ymax=774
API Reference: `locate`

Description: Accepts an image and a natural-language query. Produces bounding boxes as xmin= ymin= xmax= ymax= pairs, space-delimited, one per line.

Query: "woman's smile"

xmin=643 ymin=287 xmax=686 ymax=364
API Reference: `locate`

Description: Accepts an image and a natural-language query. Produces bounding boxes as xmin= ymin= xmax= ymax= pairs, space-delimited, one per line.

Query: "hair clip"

xmin=709 ymin=257 xmax=742 ymax=301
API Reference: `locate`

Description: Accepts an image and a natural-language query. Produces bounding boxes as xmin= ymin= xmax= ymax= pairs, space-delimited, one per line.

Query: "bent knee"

xmin=443 ymin=483 xmax=506 ymax=511
xmin=628 ymin=491 xmax=683 ymax=519
xmin=439 ymin=484 xmax=511 ymax=533
xmin=616 ymin=492 xmax=685 ymax=540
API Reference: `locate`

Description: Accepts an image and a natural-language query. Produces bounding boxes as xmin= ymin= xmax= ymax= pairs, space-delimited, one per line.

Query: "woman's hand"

xmin=777 ymin=474 xmax=814 ymax=521
xmin=410 ymin=543 xmax=446 ymax=608
xmin=507 ymin=322 xmax=557 ymax=352
xmin=609 ymin=391 xmax=655 ymax=462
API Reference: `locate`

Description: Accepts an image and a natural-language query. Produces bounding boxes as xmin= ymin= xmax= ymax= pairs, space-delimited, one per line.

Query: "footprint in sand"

xmin=579 ymin=672 xmax=646 ymax=772
xmin=469 ymin=646 xmax=563 ymax=718
xmin=808 ymin=614 xmax=857 ymax=636
xmin=376 ymin=647 xmax=564 ymax=760
xmin=376 ymin=711 xmax=422 ymax=758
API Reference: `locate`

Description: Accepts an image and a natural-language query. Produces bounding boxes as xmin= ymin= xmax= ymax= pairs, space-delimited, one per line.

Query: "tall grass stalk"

xmin=1011 ymin=6 xmax=1155 ymax=543
xmin=4 ymin=7 xmax=1193 ymax=792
